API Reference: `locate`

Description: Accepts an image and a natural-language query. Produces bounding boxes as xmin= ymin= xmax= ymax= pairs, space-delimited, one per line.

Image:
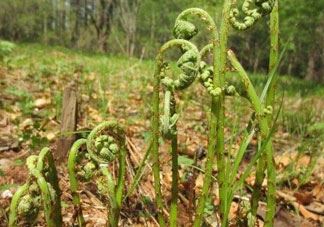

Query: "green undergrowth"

xmin=1 ymin=42 xmax=323 ymax=154
xmin=8 ymin=43 xmax=154 ymax=79
xmin=226 ymin=72 xmax=324 ymax=97
xmin=6 ymin=43 xmax=324 ymax=98
xmin=2 ymin=42 xmax=323 ymax=151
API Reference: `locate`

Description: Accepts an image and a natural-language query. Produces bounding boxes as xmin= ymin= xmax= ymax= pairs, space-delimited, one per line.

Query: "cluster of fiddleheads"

xmin=9 ymin=148 xmax=62 ymax=227
xmin=229 ymin=0 xmax=275 ymax=30
xmin=68 ymin=121 xmax=126 ymax=227
xmin=152 ymin=1 xmax=279 ymax=226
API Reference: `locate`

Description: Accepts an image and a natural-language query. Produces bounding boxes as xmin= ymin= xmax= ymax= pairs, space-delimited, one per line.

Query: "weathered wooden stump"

xmin=56 ymin=82 xmax=77 ymax=162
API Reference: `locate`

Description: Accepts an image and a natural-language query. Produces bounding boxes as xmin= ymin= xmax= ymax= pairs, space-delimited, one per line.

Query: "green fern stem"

xmin=228 ymin=1 xmax=277 ymax=225
xmin=8 ymin=184 xmax=29 ymax=227
xmin=163 ymin=90 xmax=179 ymax=227
xmin=263 ymin=1 xmax=279 ymax=225
xmin=266 ymin=0 xmax=279 ymax=113
xmin=216 ymin=2 xmax=233 ymax=226
xmin=152 ymin=57 xmax=166 ymax=227
xmin=87 ymin=121 xmax=127 ymax=224
xmin=68 ymin=139 xmax=87 ymax=227
xmin=227 ymin=50 xmax=276 ymax=226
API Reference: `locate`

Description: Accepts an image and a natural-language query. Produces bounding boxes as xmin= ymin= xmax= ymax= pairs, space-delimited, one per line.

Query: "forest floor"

xmin=0 ymin=43 xmax=324 ymax=226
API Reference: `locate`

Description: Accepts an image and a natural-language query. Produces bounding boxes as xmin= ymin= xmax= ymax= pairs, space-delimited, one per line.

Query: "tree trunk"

xmin=84 ymin=0 xmax=88 ymax=26
xmin=71 ymin=0 xmax=81 ymax=44
xmin=118 ymin=0 xmax=139 ymax=56
xmin=98 ymin=31 xmax=108 ymax=52
xmin=306 ymin=50 xmax=318 ymax=81
xmin=43 ymin=11 xmax=48 ymax=44
xmin=88 ymin=0 xmax=116 ymax=52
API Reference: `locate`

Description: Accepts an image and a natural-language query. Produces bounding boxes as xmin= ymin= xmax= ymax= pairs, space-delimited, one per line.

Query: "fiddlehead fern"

xmin=152 ymin=39 xmax=200 ymax=227
xmin=173 ymin=8 xmax=221 ymax=96
xmin=199 ymin=61 xmax=222 ymax=97
xmin=174 ymin=9 xmax=239 ymax=99
xmin=170 ymin=8 xmax=225 ymax=226
xmin=199 ymin=44 xmax=238 ymax=98
xmin=87 ymin=121 xmax=124 ymax=164
xmin=68 ymin=121 xmax=126 ymax=227
xmin=173 ymin=20 xmax=198 ymax=40
xmin=199 ymin=45 xmax=222 ymax=97
xmin=160 ymin=47 xmax=200 ymax=91
xmin=9 ymin=148 xmax=62 ymax=227
xmin=229 ymin=0 xmax=275 ymax=30
xmin=173 ymin=8 xmax=217 ymax=41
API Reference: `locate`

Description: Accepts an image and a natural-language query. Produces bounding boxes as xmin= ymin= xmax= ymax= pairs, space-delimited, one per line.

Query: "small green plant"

xmin=9 ymin=148 xmax=62 ymax=227
xmin=298 ymin=123 xmax=324 ymax=185
xmin=5 ymin=86 xmax=34 ymax=115
xmin=282 ymin=106 xmax=316 ymax=137
xmin=68 ymin=121 xmax=126 ymax=227
xmin=278 ymin=122 xmax=324 ymax=187
xmin=0 ymin=40 xmax=15 ymax=62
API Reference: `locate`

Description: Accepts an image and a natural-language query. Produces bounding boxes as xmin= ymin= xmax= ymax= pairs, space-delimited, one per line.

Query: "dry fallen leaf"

xmin=195 ymin=174 xmax=204 ymax=190
xmin=305 ymin=201 xmax=324 ymax=215
xmin=87 ymin=106 xmax=102 ymax=122
xmin=274 ymin=207 xmax=316 ymax=227
xmin=19 ymin=118 xmax=33 ymax=129
xmin=274 ymin=151 xmax=297 ymax=168
xmin=1 ymin=190 xmax=13 ymax=199
xmin=276 ymin=155 xmax=292 ymax=167
xmin=297 ymin=155 xmax=311 ymax=167
xmin=229 ymin=202 xmax=239 ymax=220
xmin=46 ymin=132 xmax=56 ymax=141
xmin=0 ymin=159 xmax=14 ymax=171
xmin=312 ymin=184 xmax=324 ymax=202
xmin=296 ymin=203 xmax=320 ymax=221
xmin=294 ymin=191 xmax=313 ymax=205
xmin=34 ymin=98 xmax=51 ymax=108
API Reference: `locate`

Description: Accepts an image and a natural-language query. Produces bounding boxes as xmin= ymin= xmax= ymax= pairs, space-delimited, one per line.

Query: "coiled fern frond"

xmin=87 ymin=121 xmax=125 ymax=164
xmin=159 ymin=43 xmax=200 ymax=91
xmin=173 ymin=8 xmax=217 ymax=41
xmin=9 ymin=148 xmax=62 ymax=227
xmin=68 ymin=121 xmax=126 ymax=227
xmin=229 ymin=0 xmax=275 ymax=30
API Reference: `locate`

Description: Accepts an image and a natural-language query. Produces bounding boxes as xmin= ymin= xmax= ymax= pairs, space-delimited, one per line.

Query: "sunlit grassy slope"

xmin=9 ymin=43 xmax=324 ymax=98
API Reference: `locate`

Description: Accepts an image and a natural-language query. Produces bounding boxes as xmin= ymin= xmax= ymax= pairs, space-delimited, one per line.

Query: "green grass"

xmin=10 ymin=43 xmax=154 ymax=79
xmin=226 ymin=72 xmax=324 ymax=97
xmin=7 ymin=42 xmax=324 ymax=98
